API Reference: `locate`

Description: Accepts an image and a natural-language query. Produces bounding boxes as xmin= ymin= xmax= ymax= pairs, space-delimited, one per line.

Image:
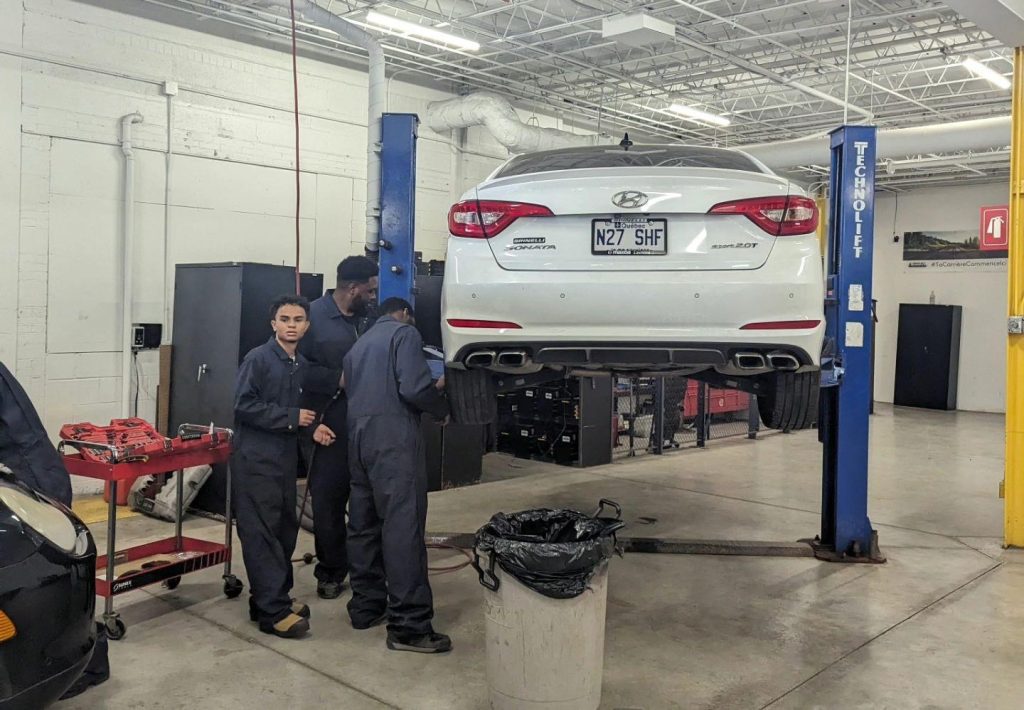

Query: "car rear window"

xmin=494 ymin=146 xmax=765 ymax=178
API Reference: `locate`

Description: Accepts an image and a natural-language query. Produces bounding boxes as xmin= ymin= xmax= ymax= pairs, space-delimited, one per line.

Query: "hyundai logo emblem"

xmin=611 ymin=190 xmax=649 ymax=208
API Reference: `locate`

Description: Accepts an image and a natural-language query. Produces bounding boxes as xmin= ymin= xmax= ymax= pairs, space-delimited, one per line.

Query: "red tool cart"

xmin=59 ymin=422 xmax=243 ymax=641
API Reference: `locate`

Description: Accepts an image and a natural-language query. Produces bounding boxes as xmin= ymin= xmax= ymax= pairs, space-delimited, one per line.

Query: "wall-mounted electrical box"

xmin=132 ymin=323 xmax=163 ymax=350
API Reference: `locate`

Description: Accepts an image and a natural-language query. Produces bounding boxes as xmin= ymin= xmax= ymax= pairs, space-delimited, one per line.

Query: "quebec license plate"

xmin=591 ymin=217 xmax=668 ymax=255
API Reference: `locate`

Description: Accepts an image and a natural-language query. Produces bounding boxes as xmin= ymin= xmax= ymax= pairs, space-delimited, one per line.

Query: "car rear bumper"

xmin=449 ymin=338 xmax=814 ymax=371
xmin=442 ymin=236 xmax=824 ymax=371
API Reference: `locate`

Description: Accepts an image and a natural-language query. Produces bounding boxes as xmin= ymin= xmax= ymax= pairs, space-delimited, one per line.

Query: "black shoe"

xmin=317 ymin=580 xmax=345 ymax=599
xmin=59 ymin=668 xmax=110 ymax=700
xmin=350 ymin=611 xmax=387 ymax=630
xmin=249 ymin=599 xmax=311 ymax=622
xmin=386 ymin=631 xmax=452 ymax=654
xmin=258 ymin=613 xmax=310 ymax=639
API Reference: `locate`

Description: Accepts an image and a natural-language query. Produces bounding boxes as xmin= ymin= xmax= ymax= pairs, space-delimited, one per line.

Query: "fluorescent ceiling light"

xmin=365 ymin=11 xmax=480 ymax=51
xmin=668 ymin=104 xmax=731 ymax=127
xmin=962 ymin=57 xmax=1010 ymax=90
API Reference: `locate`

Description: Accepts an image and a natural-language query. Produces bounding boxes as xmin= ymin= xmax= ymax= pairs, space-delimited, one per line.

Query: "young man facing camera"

xmin=232 ymin=295 xmax=334 ymax=639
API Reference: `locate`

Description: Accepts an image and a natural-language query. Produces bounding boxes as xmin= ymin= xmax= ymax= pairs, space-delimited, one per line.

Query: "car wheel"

xmin=446 ymin=367 xmax=497 ymax=425
xmin=758 ymin=371 xmax=819 ymax=432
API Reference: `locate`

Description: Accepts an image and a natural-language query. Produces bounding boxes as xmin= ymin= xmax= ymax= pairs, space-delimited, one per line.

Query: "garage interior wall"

xmin=873 ymin=183 xmax=1009 ymax=414
xmin=0 ymin=0 xmax=555 ymax=487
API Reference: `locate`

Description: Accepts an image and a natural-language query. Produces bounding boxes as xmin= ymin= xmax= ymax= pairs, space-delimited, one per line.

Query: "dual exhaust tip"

xmin=465 ymin=350 xmax=528 ymax=368
xmin=734 ymin=351 xmax=800 ymax=371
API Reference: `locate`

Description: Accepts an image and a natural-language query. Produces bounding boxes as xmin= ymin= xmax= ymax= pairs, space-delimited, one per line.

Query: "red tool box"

xmin=60 ymin=422 xmax=242 ymax=641
xmin=681 ymin=380 xmax=750 ymax=419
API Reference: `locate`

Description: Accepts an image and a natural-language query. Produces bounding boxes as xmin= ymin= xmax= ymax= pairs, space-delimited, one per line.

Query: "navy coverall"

xmin=343 ymin=316 xmax=450 ymax=635
xmin=298 ymin=291 xmax=367 ymax=586
xmin=0 ymin=360 xmax=72 ymax=506
xmin=232 ymin=338 xmax=305 ymax=624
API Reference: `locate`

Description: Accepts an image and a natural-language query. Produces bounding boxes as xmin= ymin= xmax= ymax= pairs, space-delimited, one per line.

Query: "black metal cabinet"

xmin=170 ymin=263 xmax=323 ymax=512
xmin=894 ymin=303 xmax=962 ymax=411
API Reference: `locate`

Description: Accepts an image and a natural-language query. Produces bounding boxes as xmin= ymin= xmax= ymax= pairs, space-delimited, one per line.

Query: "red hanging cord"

xmin=288 ymin=0 xmax=301 ymax=294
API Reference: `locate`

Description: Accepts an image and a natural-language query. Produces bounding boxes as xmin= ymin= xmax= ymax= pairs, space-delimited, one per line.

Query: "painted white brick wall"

xmin=1 ymin=0 xmax=510 ymax=494
xmin=874 ymin=184 xmax=1010 ymax=414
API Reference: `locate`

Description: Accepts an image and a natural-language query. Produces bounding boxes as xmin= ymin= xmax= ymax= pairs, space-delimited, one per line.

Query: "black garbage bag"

xmin=473 ymin=499 xmax=625 ymax=599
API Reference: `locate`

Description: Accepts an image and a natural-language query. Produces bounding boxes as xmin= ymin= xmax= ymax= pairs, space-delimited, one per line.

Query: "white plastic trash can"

xmin=483 ymin=563 xmax=609 ymax=710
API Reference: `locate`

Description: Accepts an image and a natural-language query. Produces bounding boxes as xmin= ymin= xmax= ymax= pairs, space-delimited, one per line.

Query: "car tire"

xmin=446 ymin=367 xmax=497 ymax=425
xmin=758 ymin=371 xmax=819 ymax=432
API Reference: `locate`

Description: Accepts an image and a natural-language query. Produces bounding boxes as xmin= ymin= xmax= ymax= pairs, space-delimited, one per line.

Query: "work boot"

xmin=317 ymin=580 xmax=345 ymax=600
xmin=259 ymin=613 xmax=310 ymax=639
xmin=350 ymin=611 xmax=387 ymax=630
xmin=249 ymin=599 xmax=311 ymax=622
xmin=386 ymin=631 xmax=452 ymax=654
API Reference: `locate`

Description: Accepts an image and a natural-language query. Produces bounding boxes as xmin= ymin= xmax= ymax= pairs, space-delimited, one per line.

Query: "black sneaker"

xmin=351 ymin=611 xmax=387 ymax=630
xmin=317 ymin=580 xmax=345 ymax=600
xmin=386 ymin=631 xmax=452 ymax=654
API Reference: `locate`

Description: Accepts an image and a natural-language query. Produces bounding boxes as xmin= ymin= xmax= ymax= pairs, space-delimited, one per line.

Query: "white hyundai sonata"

xmin=440 ymin=144 xmax=824 ymax=431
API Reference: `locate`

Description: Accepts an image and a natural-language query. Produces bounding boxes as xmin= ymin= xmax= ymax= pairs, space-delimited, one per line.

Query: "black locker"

xmin=170 ymin=263 xmax=324 ymax=513
xmin=894 ymin=303 xmax=962 ymax=411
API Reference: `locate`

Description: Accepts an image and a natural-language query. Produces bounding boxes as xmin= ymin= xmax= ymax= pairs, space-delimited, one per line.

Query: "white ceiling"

xmin=99 ymin=0 xmax=1015 ymax=189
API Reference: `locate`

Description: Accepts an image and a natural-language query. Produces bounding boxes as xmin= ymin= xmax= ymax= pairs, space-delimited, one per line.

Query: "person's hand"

xmin=441 ymin=414 xmax=452 ymax=427
xmin=313 ymin=424 xmax=336 ymax=446
xmin=338 ymin=372 xmax=346 ymax=390
xmin=434 ymin=375 xmax=446 ymax=391
xmin=298 ymin=409 xmax=317 ymax=427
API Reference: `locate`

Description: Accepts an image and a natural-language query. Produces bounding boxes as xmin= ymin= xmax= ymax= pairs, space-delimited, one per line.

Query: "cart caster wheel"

xmin=105 ymin=617 xmax=126 ymax=641
xmin=223 ymin=576 xmax=244 ymax=599
xmin=164 ymin=576 xmax=182 ymax=591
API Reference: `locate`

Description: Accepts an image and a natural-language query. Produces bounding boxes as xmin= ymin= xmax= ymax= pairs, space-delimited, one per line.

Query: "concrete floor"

xmin=61 ymin=405 xmax=1023 ymax=709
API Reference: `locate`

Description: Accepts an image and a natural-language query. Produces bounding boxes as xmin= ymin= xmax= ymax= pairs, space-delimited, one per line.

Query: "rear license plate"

xmin=592 ymin=217 xmax=668 ymax=255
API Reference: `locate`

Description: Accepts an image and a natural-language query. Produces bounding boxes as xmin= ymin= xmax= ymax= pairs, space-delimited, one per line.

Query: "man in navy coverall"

xmin=298 ymin=256 xmax=378 ymax=600
xmin=343 ymin=298 xmax=452 ymax=654
xmin=232 ymin=295 xmax=335 ymax=638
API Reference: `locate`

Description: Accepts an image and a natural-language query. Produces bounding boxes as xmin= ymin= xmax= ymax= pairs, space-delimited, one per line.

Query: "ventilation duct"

xmin=424 ymin=92 xmax=613 ymax=154
xmin=740 ymin=116 xmax=1011 ymax=171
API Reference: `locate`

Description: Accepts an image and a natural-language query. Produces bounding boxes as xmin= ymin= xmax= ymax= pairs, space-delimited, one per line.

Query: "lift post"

xmin=1005 ymin=47 xmax=1024 ymax=547
xmin=378 ymin=113 xmax=419 ymax=304
xmin=817 ymin=125 xmax=883 ymax=562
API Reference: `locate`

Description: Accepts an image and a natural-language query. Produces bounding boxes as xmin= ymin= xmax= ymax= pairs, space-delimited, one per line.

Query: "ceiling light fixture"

xmin=668 ymin=104 xmax=731 ymax=128
xmin=962 ymin=57 xmax=1011 ymax=90
xmin=365 ymin=11 xmax=480 ymax=51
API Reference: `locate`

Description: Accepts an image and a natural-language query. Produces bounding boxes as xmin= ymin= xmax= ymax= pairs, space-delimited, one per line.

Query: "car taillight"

xmin=740 ymin=320 xmax=822 ymax=330
xmin=448 ymin=200 xmax=554 ymax=238
xmin=446 ymin=319 xmax=522 ymax=329
xmin=708 ymin=196 xmax=819 ymax=236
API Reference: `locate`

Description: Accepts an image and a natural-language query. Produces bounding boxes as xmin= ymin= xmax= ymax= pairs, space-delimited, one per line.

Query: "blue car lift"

xmin=377 ymin=113 xmax=884 ymax=563
xmin=815 ymin=125 xmax=884 ymax=562
xmin=377 ymin=113 xmax=420 ymax=305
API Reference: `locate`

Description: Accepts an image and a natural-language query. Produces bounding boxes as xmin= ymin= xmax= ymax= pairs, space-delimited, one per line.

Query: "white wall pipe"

xmin=120 ymin=112 xmax=143 ymax=418
xmin=740 ymin=116 xmax=1011 ymax=171
xmin=424 ymin=92 xmax=613 ymax=154
xmin=263 ymin=0 xmax=385 ymax=253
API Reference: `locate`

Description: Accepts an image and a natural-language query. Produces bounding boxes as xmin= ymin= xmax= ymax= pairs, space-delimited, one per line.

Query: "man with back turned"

xmin=343 ymin=297 xmax=451 ymax=653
